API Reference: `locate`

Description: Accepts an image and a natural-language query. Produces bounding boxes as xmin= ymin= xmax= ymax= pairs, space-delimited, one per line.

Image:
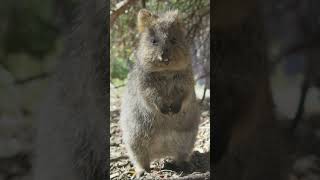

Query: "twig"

xmin=110 ymin=0 xmax=139 ymax=27
xmin=159 ymin=169 xmax=177 ymax=173
xmin=110 ymin=155 xmax=128 ymax=162
xmin=195 ymin=72 xmax=209 ymax=81
xmin=187 ymin=7 xmax=209 ymax=40
xmin=200 ymin=86 xmax=207 ymax=104
xmin=141 ymin=0 xmax=146 ymax=8
xmin=118 ymin=170 xmax=134 ymax=179
xmin=169 ymin=172 xmax=210 ymax=180
xmin=270 ymin=35 xmax=320 ymax=71
xmin=114 ymin=84 xmax=126 ymax=88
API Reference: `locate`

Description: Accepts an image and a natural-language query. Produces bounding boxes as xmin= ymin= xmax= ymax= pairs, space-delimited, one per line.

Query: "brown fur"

xmin=120 ymin=9 xmax=200 ymax=177
xmin=136 ymin=9 xmax=189 ymax=72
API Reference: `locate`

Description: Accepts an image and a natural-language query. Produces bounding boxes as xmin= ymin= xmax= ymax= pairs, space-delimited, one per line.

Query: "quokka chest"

xmin=141 ymin=73 xmax=189 ymax=97
xmin=138 ymin=71 xmax=192 ymax=114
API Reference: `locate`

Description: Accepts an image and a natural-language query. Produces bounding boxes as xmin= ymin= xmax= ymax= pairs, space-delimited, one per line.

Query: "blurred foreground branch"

xmin=15 ymin=72 xmax=51 ymax=85
xmin=271 ymin=34 xmax=320 ymax=69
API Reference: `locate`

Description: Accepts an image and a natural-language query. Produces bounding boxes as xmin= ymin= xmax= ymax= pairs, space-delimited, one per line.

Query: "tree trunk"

xmin=213 ymin=1 xmax=292 ymax=179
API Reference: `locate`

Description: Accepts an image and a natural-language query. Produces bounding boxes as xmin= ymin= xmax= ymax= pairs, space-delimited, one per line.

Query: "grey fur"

xmin=120 ymin=9 xmax=200 ymax=177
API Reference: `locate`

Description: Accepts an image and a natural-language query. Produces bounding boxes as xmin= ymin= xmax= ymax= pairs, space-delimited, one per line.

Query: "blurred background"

xmin=0 ymin=0 xmax=79 ymax=179
xmin=262 ymin=0 xmax=320 ymax=120
xmin=262 ymin=1 xmax=320 ymax=178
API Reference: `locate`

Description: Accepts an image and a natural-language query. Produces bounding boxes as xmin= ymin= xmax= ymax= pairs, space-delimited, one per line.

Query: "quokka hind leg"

xmin=126 ymin=145 xmax=151 ymax=177
xmin=172 ymin=133 xmax=197 ymax=170
xmin=174 ymin=151 xmax=192 ymax=165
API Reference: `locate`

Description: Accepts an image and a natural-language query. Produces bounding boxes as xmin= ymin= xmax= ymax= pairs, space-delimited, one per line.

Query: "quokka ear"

xmin=172 ymin=11 xmax=186 ymax=35
xmin=137 ymin=9 xmax=158 ymax=32
xmin=175 ymin=11 xmax=183 ymax=24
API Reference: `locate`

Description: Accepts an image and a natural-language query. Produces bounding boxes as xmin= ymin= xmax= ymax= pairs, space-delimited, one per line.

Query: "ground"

xmin=1 ymin=82 xmax=320 ymax=180
xmin=110 ymin=84 xmax=210 ymax=180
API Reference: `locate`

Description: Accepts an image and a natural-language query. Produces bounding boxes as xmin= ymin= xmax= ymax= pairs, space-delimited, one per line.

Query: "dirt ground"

xmin=110 ymin=83 xmax=320 ymax=180
xmin=110 ymin=85 xmax=210 ymax=180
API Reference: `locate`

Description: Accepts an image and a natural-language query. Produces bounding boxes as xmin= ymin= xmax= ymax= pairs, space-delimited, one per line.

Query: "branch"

xmin=114 ymin=84 xmax=126 ymax=88
xmin=110 ymin=0 xmax=139 ymax=27
xmin=174 ymin=172 xmax=210 ymax=180
xmin=196 ymin=72 xmax=210 ymax=81
xmin=270 ymin=34 xmax=320 ymax=70
xmin=110 ymin=155 xmax=128 ymax=162
xmin=141 ymin=0 xmax=146 ymax=8
xmin=187 ymin=8 xmax=210 ymax=40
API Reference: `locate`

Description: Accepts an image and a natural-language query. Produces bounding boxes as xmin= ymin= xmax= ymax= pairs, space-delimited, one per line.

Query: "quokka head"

xmin=136 ymin=9 xmax=191 ymax=72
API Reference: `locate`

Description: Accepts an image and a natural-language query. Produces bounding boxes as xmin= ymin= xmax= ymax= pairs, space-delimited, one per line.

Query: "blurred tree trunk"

xmin=141 ymin=0 xmax=146 ymax=8
xmin=213 ymin=0 xmax=291 ymax=179
xmin=34 ymin=0 xmax=108 ymax=179
xmin=290 ymin=0 xmax=320 ymax=130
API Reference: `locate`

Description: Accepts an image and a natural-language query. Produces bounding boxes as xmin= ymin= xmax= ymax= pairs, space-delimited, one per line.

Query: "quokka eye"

xmin=150 ymin=37 xmax=158 ymax=44
xmin=170 ymin=37 xmax=177 ymax=44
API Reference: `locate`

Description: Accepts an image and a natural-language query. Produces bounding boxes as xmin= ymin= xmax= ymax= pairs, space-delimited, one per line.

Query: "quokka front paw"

xmin=159 ymin=102 xmax=182 ymax=114
xmin=170 ymin=101 xmax=182 ymax=113
xmin=159 ymin=104 xmax=171 ymax=114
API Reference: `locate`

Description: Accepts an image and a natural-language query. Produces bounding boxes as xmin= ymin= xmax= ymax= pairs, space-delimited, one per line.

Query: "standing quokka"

xmin=120 ymin=9 xmax=200 ymax=177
